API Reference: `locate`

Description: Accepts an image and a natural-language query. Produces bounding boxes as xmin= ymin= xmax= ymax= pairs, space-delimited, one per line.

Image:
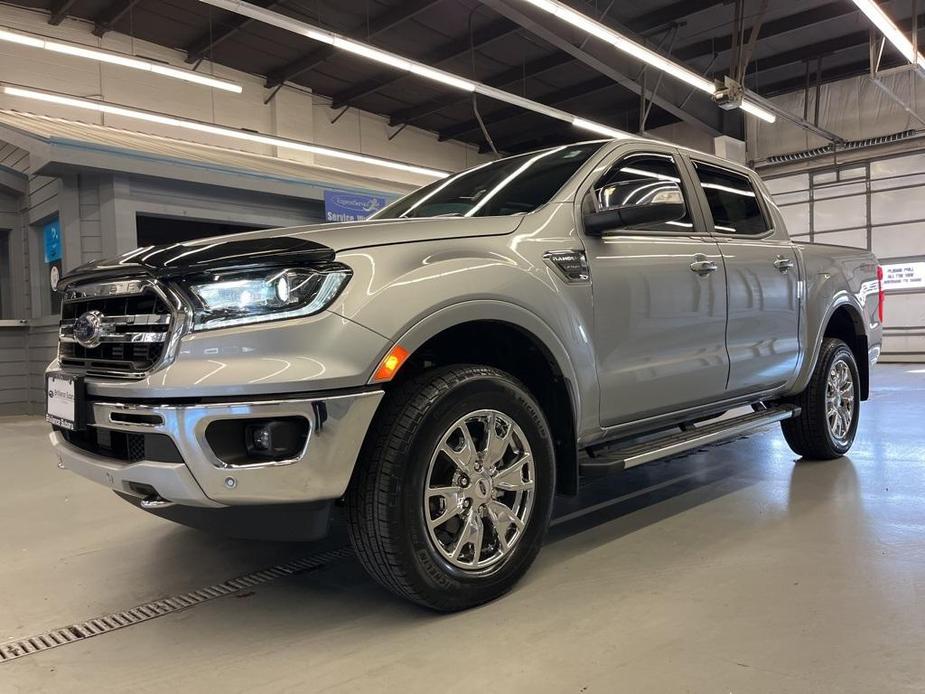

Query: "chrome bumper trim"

xmin=50 ymin=431 xmax=221 ymax=508
xmin=50 ymin=390 xmax=384 ymax=506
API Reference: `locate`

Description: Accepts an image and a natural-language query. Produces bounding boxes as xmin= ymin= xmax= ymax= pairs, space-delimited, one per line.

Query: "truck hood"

xmin=61 ymin=216 xmax=524 ymax=284
xmin=220 ymin=215 xmax=526 ymax=252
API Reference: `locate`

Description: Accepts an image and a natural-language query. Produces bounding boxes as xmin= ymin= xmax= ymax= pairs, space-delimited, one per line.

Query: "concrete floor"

xmin=1 ymin=363 xmax=923 ymax=693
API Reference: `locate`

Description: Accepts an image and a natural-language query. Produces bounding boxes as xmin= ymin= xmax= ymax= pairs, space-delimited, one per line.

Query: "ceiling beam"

xmin=753 ymin=31 xmax=868 ymax=75
xmin=628 ymin=0 xmax=725 ymax=35
xmin=330 ymin=18 xmax=518 ymax=108
xmin=387 ymin=52 xmax=572 ymax=126
xmin=91 ymin=0 xmax=143 ymax=37
xmin=478 ymin=0 xmax=726 ymax=135
xmin=264 ymin=0 xmax=442 ymax=89
xmin=751 ymin=9 xmax=925 ymax=86
xmin=184 ymin=0 xmax=283 ymax=64
xmin=491 ymin=102 xmax=682 ymax=153
xmin=759 ymin=58 xmax=875 ymax=97
xmin=674 ymin=1 xmax=858 ymax=65
xmin=389 ymin=0 xmax=859 ymax=145
xmin=438 ymin=75 xmax=617 ymax=141
xmin=48 ymin=0 xmax=78 ymax=25
xmin=265 ymin=46 xmax=336 ymax=88
xmin=756 ymin=23 xmax=922 ymax=100
xmin=341 ymin=0 xmax=723 ymax=117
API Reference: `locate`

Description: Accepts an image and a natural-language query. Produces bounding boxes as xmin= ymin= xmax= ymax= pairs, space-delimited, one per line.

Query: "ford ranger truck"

xmin=46 ymin=139 xmax=883 ymax=611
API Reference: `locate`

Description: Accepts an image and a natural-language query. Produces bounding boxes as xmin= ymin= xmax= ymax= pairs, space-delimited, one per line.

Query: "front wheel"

xmin=345 ymin=365 xmax=555 ymax=611
xmin=781 ymin=337 xmax=860 ymax=460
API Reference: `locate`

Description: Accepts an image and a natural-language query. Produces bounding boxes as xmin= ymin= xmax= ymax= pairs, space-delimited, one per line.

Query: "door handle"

xmin=690 ymin=259 xmax=718 ymax=275
xmin=774 ymin=256 xmax=795 ymax=272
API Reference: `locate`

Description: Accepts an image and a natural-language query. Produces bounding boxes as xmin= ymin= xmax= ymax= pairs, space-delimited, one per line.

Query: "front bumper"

xmin=50 ymin=390 xmax=384 ymax=507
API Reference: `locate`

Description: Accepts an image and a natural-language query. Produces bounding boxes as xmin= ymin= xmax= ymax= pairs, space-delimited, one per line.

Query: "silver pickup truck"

xmin=46 ymin=139 xmax=882 ymax=611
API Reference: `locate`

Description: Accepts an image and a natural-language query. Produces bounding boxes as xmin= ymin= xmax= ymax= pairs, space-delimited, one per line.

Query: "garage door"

xmin=764 ymin=152 xmax=925 ymax=362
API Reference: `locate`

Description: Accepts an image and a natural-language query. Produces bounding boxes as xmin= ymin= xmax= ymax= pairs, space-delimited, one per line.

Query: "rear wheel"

xmin=781 ymin=338 xmax=860 ymax=460
xmin=345 ymin=365 xmax=555 ymax=611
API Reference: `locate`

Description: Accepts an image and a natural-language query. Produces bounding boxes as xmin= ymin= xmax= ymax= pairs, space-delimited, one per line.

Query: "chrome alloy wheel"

xmin=825 ymin=358 xmax=855 ymax=443
xmin=423 ymin=409 xmax=535 ymax=571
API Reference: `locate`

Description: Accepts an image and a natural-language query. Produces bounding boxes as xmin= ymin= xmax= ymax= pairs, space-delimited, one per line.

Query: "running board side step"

xmin=581 ymin=405 xmax=801 ymax=473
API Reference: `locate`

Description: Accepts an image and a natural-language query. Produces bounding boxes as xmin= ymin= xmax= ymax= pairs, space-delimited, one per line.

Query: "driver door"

xmin=581 ymin=146 xmax=730 ymax=427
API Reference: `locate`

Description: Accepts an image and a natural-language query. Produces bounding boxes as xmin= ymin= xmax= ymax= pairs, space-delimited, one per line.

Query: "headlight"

xmin=181 ymin=266 xmax=351 ymax=331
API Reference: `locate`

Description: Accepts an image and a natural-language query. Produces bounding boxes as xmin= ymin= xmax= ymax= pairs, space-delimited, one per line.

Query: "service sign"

xmin=43 ymin=218 xmax=61 ymax=263
xmin=881 ymin=261 xmax=925 ymax=292
xmin=324 ymin=190 xmax=388 ymax=222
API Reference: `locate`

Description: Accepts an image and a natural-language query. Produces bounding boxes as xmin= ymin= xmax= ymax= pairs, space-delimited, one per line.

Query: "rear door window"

xmin=693 ymin=162 xmax=768 ymax=235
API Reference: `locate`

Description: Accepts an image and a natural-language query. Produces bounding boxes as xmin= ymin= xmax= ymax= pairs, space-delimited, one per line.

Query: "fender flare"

xmin=379 ymin=299 xmax=587 ymax=423
xmin=791 ymin=293 xmax=867 ymax=395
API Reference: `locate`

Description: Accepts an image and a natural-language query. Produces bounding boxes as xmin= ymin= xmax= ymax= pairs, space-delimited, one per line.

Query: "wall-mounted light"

xmin=0 ymin=26 xmax=243 ymax=93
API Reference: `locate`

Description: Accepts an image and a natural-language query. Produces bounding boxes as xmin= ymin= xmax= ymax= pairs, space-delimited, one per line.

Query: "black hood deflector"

xmin=61 ymin=237 xmax=336 ymax=286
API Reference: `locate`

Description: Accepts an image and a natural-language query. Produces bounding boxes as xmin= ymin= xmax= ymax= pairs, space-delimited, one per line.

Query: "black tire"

xmin=781 ymin=338 xmax=860 ymax=460
xmin=345 ymin=365 xmax=556 ymax=611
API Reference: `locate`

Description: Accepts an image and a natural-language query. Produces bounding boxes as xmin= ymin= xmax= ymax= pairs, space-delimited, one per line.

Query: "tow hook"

xmin=140 ymin=495 xmax=175 ymax=510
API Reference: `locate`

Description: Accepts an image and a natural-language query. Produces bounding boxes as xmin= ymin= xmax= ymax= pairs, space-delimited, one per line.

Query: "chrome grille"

xmin=58 ymin=280 xmax=176 ymax=377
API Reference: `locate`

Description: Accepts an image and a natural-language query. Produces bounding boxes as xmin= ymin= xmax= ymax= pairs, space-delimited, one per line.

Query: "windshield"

xmin=373 ymin=141 xmax=606 ymax=219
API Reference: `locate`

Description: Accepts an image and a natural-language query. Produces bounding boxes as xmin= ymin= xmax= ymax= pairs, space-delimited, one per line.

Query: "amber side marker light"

xmin=372 ymin=345 xmax=410 ymax=382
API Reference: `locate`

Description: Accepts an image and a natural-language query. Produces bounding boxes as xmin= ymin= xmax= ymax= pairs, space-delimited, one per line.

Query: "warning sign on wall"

xmin=881 ymin=262 xmax=925 ymax=291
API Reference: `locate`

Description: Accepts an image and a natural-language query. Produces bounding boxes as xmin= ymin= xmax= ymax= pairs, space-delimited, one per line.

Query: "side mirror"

xmin=583 ymin=181 xmax=686 ymax=237
xmin=584 ymin=202 xmax=686 ymax=236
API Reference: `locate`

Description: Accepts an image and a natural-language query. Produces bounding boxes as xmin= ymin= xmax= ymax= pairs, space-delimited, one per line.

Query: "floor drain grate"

xmin=0 ymin=546 xmax=353 ymax=664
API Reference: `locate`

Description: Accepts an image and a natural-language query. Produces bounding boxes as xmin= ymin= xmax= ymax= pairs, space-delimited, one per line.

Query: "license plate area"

xmin=46 ymin=372 xmax=86 ymax=431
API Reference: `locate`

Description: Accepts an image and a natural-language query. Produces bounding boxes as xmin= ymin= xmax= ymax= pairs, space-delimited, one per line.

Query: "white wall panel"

xmin=773 ymin=191 xmax=810 ymax=205
xmin=814 ymin=195 xmax=866 ymax=232
xmin=870 ymin=152 xmax=925 ymax=179
xmin=884 ymin=293 xmax=925 ymax=325
xmin=764 ymin=174 xmax=808 ymax=194
xmin=779 ymin=203 xmax=809 ymax=235
xmin=813 ymin=171 xmax=837 ymax=185
xmin=839 ymin=166 xmax=866 ymax=181
xmin=872 ymin=223 xmax=925 ymax=260
xmin=871 ymin=172 xmax=925 ymax=190
xmin=813 ymin=228 xmax=868 ymax=249
xmin=814 ymin=181 xmax=867 ymax=200
xmin=871 ymin=187 xmax=925 ymax=226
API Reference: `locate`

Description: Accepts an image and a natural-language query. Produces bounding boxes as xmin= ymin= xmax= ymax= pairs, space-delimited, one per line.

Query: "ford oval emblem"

xmin=74 ymin=310 xmax=104 ymax=349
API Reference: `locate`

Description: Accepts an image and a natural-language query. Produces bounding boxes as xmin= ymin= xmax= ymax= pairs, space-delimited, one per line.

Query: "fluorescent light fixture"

xmin=571 ymin=117 xmax=627 ymax=138
xmin=520 ymin=0 xmax=714 ymax=93
xmin=0 ymin=27 xmax=242 ymax=93
xmin=408 ymin=64 xmax=476 ymax=92
xmin=0 ymin=27 xmax=43 ymax=48
xmin=335 ymin=37 xmax=413 ymax=72
xmin=851 ymin=0 xmax=924 ymax=67
xmin=740 ymin=99 xmax=777 ymax=123
xmin=518 ymin=0 xmax=779 ymax=123
xmin=2 ymin=86 xmax=449 ymax=178
xmin=197 ymin=0 xmax=630 ymax=140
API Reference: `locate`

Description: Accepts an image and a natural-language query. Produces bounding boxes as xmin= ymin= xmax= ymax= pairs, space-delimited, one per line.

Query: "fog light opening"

xmin=205 ymin=416 xmax=311 ymax=466
xmin=245 ymin=420 xmax=308 ymax=461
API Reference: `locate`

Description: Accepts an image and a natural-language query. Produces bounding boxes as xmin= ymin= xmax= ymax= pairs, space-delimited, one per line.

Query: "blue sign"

xmin=324 ymin=190 xmax=387 ymax=222
xmin=43 ymin=218 xmax=61 ymax=264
